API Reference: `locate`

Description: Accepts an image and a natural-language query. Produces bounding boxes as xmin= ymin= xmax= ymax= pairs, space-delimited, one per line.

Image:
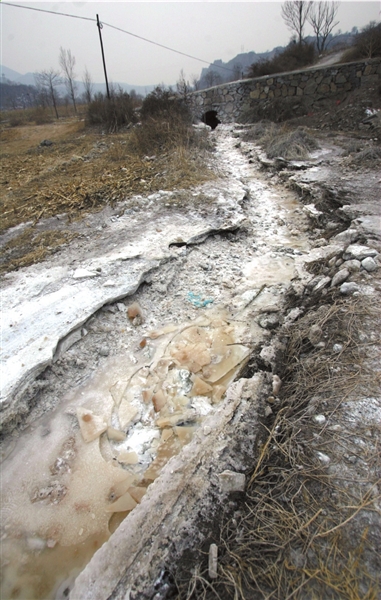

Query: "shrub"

xmin=9 ymin=113 xmax=27 ymax=127
xmin=140 ymin=85 xmax=190 ymax=123
xmin=243 ymin=121 xmax=319 ymax=160
xmin=247 ymin=42 xmax=316 ymax=78
xmin=32 ymin=107 xmax=53 ymax=125
xmin=86 ymin=89 xmax=135 ymax=133
xmin=264 ymin=126 xmax=319 ymax=159
xmin=128 ymin=86 xmax=194 ymax=155
xmin=341 ymin=21 xmax=381 ymax=62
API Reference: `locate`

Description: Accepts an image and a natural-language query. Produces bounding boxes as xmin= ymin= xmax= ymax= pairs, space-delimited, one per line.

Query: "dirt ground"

xmin=0 ymin=91 xmax=380 ymax=600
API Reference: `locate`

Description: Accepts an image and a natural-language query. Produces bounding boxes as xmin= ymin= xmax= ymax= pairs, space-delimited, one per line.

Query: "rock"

xmin=345 ymin=259 xmax=361 ymax=272
xmin=73 ymin=268 xmax=98 ymax=279
xmin=340 ymin=282 xmax=360 ymax=295
xmin=316 ymin=451 xmax=330 ymax=465
xmin=257 ymin=313 xmax=280 ymax=329
xmin=308 ymin=324 xmax=323 ymax=346
xmin=127 ymin=302 xmax=143 ymax=323
xmin=312 ymin=276 xmax=331 ymax=293
xmin=313 ymin=414 xmax=326 ymax=425
xmin=331 ymin=268 xmax=349 ymax=287
xmin=304 ymin=204 xmax=322 ymax=218
xmin=272 ymin=374 xmax=281 ymax=396
xmin=264 ymin=406 xmax=273 ymax=417
xmin=333 ymin=343 xmax=343 ymax=353
xmin=40 ymin=139 xmax=53 ymax=147
xmin=333 ymin=229 xmax=359 ymax=244
xmin=219 ymin=470 xmax=246 ymax=493
xmin=208 ymin=543 xmax=218 ymax=579
xmin=343 ymin=244 xmax=378 ymax=261
xmin=99 ymin=346 xmax=110 ymax=357
xmin=361 ymin=257 xmax=377 ymax=272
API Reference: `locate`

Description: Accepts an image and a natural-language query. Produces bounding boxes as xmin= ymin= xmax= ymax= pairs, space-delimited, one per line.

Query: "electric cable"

xmin=2 ymin=2 xmax=235 ymax=73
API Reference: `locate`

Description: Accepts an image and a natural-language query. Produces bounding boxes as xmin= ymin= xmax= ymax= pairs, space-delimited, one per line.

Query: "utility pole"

xmin=96 ymin=14 xmax=110 ymax=99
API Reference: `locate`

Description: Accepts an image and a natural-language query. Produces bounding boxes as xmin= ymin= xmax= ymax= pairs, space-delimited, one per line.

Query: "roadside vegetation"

xmin=247 ymin=42 xmax=316 ymax=78
xmin=341 ymin=21 xmax=381 ymax=62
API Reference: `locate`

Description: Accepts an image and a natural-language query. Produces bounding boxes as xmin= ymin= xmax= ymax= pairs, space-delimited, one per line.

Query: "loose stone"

xmin=308 ymin=324 xmax=323 ymax=346
xmin=219 ymin=470 xmax=246 ymax=492
xmin=361 ymin=257 xmax=377 ymax=272
xmin=313 ymin=276 xmax=331 ymax=293
xmin=208 ymin=543 xmax=218 ymax=579
xmin=313 ymin=414 xmax=326 ymax=425
xmin=345 ymin=259 xmax=361 ymax=272
xmin=343 ymin=244 xmax=378 ymax=261
xmin=316 ymin=451 xmax=330 ymax=465
xmin=272 ymin=375 xmax=282 ymax=396
xmin=331 ymin=268 xmax=349 ymax=287
xmin=340 ymin=282 xmax=360 ymax=295
xmin=333 ymin=229 xmax=359 ymax=244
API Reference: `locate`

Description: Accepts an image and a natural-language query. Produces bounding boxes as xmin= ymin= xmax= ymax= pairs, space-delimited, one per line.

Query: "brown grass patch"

xmin=0 ymin=117 xmax=213 ymax=273
xmin=0 ymin=228 xmax=78 ymax=274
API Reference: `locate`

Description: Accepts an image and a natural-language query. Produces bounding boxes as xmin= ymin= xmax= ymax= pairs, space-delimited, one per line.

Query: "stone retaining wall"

xmin=188 ymin=57 xmax=381 ymax=123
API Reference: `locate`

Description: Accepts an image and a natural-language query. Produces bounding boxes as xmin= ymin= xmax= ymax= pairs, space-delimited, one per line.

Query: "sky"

xmin=1 ymin=1 xmax=380 ymax=87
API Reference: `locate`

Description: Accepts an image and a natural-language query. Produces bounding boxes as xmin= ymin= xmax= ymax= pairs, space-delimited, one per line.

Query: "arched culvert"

xmin=202 ymin=110 xmax=221 ymax=130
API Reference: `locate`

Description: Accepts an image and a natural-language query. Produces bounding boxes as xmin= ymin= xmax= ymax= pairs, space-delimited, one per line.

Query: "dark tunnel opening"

xmin=202 ymin=111 xmax=221 ymax=130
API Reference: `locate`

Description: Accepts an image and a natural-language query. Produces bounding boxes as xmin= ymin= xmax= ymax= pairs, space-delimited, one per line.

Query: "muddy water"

xmin=0 ymin=125 xmax=312 ymax=600
xmin=0 ymin=315 xmax=251 ymax=600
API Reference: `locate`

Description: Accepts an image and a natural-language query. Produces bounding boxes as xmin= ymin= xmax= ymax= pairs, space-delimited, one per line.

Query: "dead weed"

xmin=242 ymin=122 xmax=319 ymax=160
xmin=0 ymin=119 xmax=213 ymax=274
xmin=176 ymin=297 xmax=380 ymax=600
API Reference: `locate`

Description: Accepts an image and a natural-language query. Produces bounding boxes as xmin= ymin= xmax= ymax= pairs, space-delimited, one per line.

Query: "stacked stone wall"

xmin=188 ymin=58 xmax=381 ymax=123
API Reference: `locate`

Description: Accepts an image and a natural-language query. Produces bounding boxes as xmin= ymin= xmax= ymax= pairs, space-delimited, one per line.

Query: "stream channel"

xmin=1 ymin=125 xmax=316 ymax=599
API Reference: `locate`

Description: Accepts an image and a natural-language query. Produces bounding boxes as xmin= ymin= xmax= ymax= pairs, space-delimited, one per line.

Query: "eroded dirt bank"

xmin=1 ymin=124 xmax=380 ymax=600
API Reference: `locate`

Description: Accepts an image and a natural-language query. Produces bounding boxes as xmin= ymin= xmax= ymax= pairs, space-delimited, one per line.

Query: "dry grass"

xmin=0 ymin=117 xmax=214 ymax=274
xmin=242 ymin=122 xmax=319 ymax=160
xmin=0 ymin=228 xmax=78 ymax=275
xmin=350 ymin=146 xmax=381 ymax=164
xmin=176 ymin=297 xmax=381 ymax=600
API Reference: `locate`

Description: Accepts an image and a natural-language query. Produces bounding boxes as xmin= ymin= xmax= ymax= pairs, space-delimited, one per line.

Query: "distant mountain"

xmin=0 ymin=65 xmax=156 ymax=97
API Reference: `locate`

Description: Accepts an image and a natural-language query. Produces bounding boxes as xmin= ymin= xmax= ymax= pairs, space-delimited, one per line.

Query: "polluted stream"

xmin=1 ymin=125 xmax=313 ymax=599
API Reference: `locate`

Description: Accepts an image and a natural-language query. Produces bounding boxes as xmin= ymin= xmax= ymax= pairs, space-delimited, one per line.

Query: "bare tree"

xmin=281 ymin=1 xmax=312 ymax=45
xmin=191 ymin=74 xmax=200 ymax=91
xmin=35 ymin=69 xmax=62 ymax=119
xmin=231 ymin=63 xmax=243 ymax=81
xmin=82 ymin=66 xmax=94 ymax=104
xmin=308 ymin=1 xmax=340 ymax=54
xmin=204 ymin=70 xmax=222 ymax=88
xmin=176 ymin=69 xmax=191 ymax=100
xmin=59 ymin=47 xmax=77 ymax=112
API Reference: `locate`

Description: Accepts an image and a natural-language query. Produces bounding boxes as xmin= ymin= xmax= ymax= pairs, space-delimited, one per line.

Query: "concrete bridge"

xmin=187 ymin=57 xmax=381 ymax=127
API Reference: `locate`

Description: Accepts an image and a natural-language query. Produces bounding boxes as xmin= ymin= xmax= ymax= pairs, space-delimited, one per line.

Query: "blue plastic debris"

xmin=187 ymin=292 xmax=214 ymax=308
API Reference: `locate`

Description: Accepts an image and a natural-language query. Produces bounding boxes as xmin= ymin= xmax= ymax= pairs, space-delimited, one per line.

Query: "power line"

xmin=102 ymin=21 xmax=235 ymax=73
xmin=1 ymin=2 xmax=95 ymax=22
xmin=2 ymin=2 xmax=235 ymax=74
